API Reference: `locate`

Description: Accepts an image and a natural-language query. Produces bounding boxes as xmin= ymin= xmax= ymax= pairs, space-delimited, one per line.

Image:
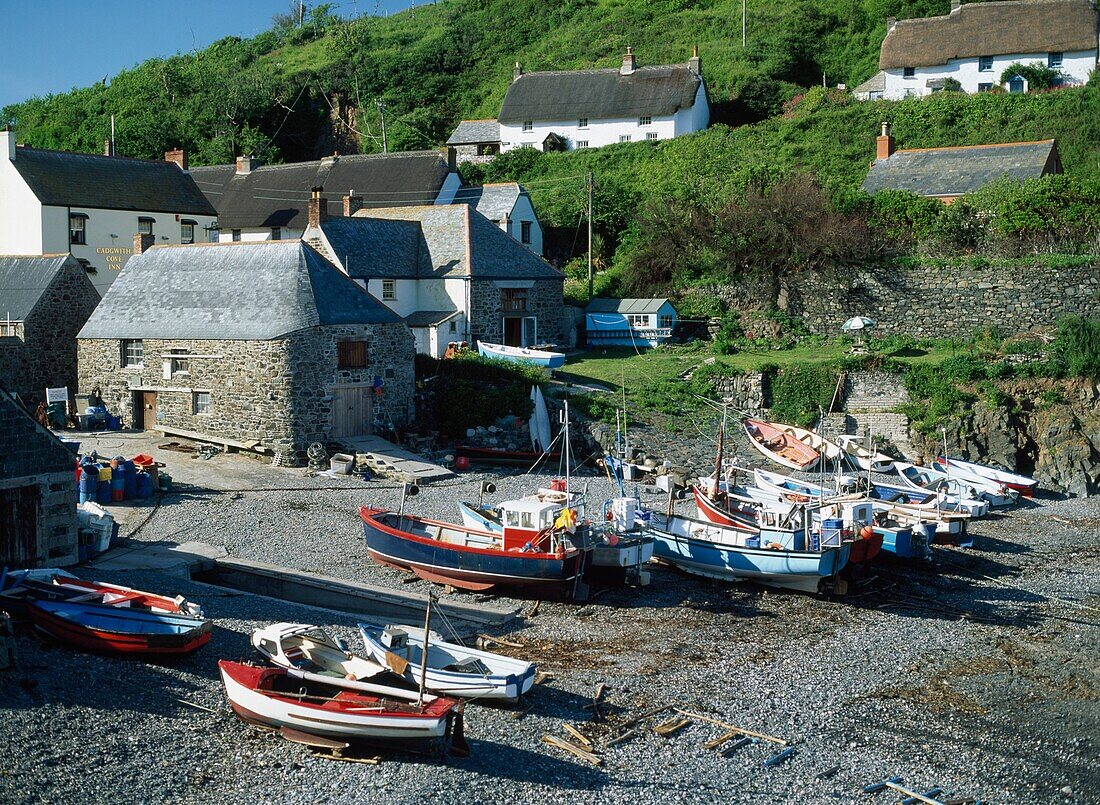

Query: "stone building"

xmin=77 ymin=238 xmax=415 ymax=461
xmin=0 ymin=254 xmax=100 ymax=406
xmin=190 ymin=151 xmax=461 ymax=244
xmin=0 ymin=387 xmax=78 ymax=568
xmin=0 ymin=130 xmax=217 ymax=296
xmin=453 ymin=182 xmax=543 ymax=255
xmin=304 ymin=195 xmax=565 ymax=358
xmin=446 ymin=120 xmax=501 ymax=166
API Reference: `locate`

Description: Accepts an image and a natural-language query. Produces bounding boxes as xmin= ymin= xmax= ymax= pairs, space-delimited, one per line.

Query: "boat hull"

xmin=477 ymin=342 xmax=565 ymax=369
xmin=934 ymin=457 xmax=1036 ymax=497
xmin=743 ymin=419 xmax=820 ymax=472
xmin=361 ymin=508 xmax=582 ymax=595
xmin=455 ymin=445 xmax=559 ymax=466
xmin=29 ymin=600 xmax=211 ymax=656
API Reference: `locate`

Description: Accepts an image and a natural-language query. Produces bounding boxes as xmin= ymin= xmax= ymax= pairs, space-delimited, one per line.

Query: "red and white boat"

xmin=934 ymin=456 xmax=1037 ymax=498
xmin=218 ymin=660 xmax=462 ymax=745
xmin=28 ymin=599 xmax=212 ymax=656
xmin=743 ymin=419 xmax=821 ymax=471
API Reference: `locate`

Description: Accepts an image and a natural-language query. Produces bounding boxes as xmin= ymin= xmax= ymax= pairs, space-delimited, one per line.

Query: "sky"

xmin=0 ymin=0 xmax=417 ymax=109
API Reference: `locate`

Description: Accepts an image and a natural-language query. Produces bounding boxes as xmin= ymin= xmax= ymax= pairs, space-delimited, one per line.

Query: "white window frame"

xmin=638 ymin=115 xmax=652 ymax=126
xmin=619 ymin=134 xmax=632 ymax=143
xmin=180 ymin=221 xmax=195 ymax=244
xmin=578 ymin=118 xmax=588 ymax=129
xmin=69 ymin=214 xmax=87 ymax=245
xmin=381 ymin=279 xmax=396 ymax=301
xmin=575 ymin=140 xmax=589 ymax=149
xmin=122 ymin=339 xmax=143 ymax=368
xmin=522 ymin=120 xmax=533 ymax=132
xmin=628 ymin=314 xmax=650 ymax=327
xmin=646 ymin=132 xmax=659 ymax=141
xmin=1048 ymin=51 xmax=1063 ymax=69
xmin=192 ymin=391 xmax=211 ymax=415
xmin=138 ymin=217 xmax=155 ymax=236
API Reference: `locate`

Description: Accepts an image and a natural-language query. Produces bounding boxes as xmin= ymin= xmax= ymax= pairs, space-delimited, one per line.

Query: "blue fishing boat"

xmin=28 ymin=599 xmax=211 ymax=656
xmin=645 ymin=510 xmax=850 ymax=594
xmin=477 ymin=341 xmax=565 ymax=369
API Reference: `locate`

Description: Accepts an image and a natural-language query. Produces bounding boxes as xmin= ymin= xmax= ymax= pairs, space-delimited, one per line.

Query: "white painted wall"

xmin=675 ymin=83 xmax=710 ymax=135
xmin=502 ymin=193 xmax=543 ymax=256
xmin=882 ymin=49 xmax=1096 ymax=99
xmin=501 ymin=113 xmax=680 ymax=152
xmin=0 ymin=132 xmax=45 ymax=255
xmin=218 ymin=227 xmax=302 ymax=243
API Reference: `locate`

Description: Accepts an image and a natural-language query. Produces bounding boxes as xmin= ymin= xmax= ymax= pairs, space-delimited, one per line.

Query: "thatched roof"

xmin=880 ymin=0 xmax=1100 ymax=70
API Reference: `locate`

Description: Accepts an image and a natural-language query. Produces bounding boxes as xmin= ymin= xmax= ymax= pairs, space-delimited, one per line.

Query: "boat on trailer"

xmin=743 ymin=419 xmax=820 ymax=471
xmin=933 ymin=456 xmax=1037 ymax=498
xmin=28 ymin=599 xmax=211 ymax=656
xmin=477 ymin=341 xmax=565 ymax=369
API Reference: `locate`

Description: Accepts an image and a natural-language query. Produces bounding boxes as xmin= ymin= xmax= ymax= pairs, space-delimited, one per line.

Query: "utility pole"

xmin=377 ymin=99 xmax=388 ymax=153
xmin=299 ymin=0 xmax=304 ymax=27
xmin=586 ymin=170 xmax=594 ymax=301
xmin=742 ymin=0 xmax=746 ymax=47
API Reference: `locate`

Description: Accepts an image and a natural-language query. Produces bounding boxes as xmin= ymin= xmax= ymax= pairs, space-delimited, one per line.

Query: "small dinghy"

xmin=359 ymin=623 xmax=536 ymax=703
xmin=477 ymin=341 xmax=565 ymax=369
xmin=835 ymin=435 xmax=895 ymax=473
xmin=29 ymin=599 xmax=211 ymax=656
xmin=252 ymin=623 xmax=389 ymax=682
xmin=218 ymin=660 xmax=463 ymax=746
xmin=0 ymin=568 xmax=203 ymax=618
xmin=743 ymin=419 xmax=820 ymax=471
xmin=933 ymin=456 xmax=1037 ymax=498
xmin=896 ymin=461 xmax=1017 ymax=507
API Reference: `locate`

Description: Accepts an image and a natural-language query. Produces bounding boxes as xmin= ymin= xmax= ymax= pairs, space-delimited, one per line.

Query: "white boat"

xmin=478 ymin=341 xmax=565 ymax=369
xmin=529 ymin=385 xmax=553 ymax=452
xmin=743 ymin=419 xmax=820 ymax=471
xmin=775 ymin=422 xmax=845 ymax=463
xmin=934 ymin=456 xmax=1037 ymax=498
xmin=252 ymin=623 xmax=394 ymax=686
xmin=752 ymin=468 xmax=860 ymax=500
xmin=359 ymin=623 xmax=537 ymax=703
xmin=835 ymin=434 xmax=895 ymax=473
xmin=896 ymin=461 xmax=1017 ymax=507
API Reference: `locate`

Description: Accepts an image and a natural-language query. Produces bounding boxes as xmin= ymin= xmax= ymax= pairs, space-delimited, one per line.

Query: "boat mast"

xmin=620 ymin=365 xmax=628 ymax=461
xmin=712 ymin=419 xmax=725 ymax=499
xmin=417 ymin=586 xmax=435 ymax=707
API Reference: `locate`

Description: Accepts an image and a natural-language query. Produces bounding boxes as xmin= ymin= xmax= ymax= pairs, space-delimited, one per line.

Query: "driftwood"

xmin=542 ymin=734 xmax=602 ymax=766
xmin=563 ymin=724 xmax=593 ymax=748
xmin=476 ymin=633 xmax=524 ymax=649
xmin=653 ymin=717 xmax=690 ymax=737
xmin=606 ymin=728 xmax=638 ymax=747
xmin=703 ymin=730 xmax=740 ymax=750
xmin=674 ymin=709 xmax=787 ymax=746
xmin=883 ymin=781 xmax=945 ymax=805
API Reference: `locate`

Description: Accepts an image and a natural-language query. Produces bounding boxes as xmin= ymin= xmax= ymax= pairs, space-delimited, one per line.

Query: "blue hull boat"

xmin=477 ymin=341 xmax=565 ymax=369
xmin=645 ymin=512 xmax=849 ymax=594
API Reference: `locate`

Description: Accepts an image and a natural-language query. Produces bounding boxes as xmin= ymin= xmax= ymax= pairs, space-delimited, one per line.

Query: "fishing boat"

xmin=645 ymin=509 xmax=850 ymax=594
xmin=835 ymin=434 xmax=895 ymax=473
xmin=869 ymin=480 xmax=990 ymax=517
xmin=218 ymin=660 xmax=462 ymax=745
xmin=896 ymin=461 xmax=1017 ymax=507
xmin=360 ymin=502 xmax=588 ymax=598
xmin=0 ymin=568 xmax=203 ymax=618
xmin=743 ymin=419 xmax=820 ymax=471
xmin=773 ymin=422 xmax=844 ymax=463
xmin=28 ymin=599 xmax=211 ymax=656
xmin=871 ymin=499 xmax=970 ymax=541
xmin=933 ymin=456 xmax=1037 ymax=498
xmin=866 ymin=510 xmax=932 ymax=560
xmin=359 ymin=623 xmax=536 ymax=703
xmin=477 ymin=341 xmax=565 ymax=369
xmin=752 ymin=468 xmax=860 ymax=500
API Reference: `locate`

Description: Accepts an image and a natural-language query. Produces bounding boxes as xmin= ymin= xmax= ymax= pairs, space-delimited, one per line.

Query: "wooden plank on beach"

xmin=542 ymin=735 xmax=602 ymax=766
xmin=674 ymin=709 xmax=787 ymax=746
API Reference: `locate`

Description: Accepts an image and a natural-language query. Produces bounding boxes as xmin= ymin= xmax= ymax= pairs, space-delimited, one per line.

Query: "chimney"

xmin=1 ymin=128 xmax=14 ymax=160
xmin=133 ymin=233 xmax=155 ymax=255
xmin=620 ymin=46 xmax=636 ymax=76
xmin=103 ymin=138 xmax=115 ymax=157
xmin=308 ymin=186 xmax=328 ymax=228
xmin=446 ymin=146 xmax=457 ymax=173
xmin=321 ymin=151 xmax=339 ymax=166
xmin=165 ymin=148 xmax=188 ymax=171
xmin=513 ymin=61 xmax=523 ymax=82
xmin=235 ymin=155 xmax=255 ymax=175
xmin=343 ymin=191 xmax=363 ymax=217
xmin=688 ymin=45 xmax=702 ymax=76
xmin=886 ymin=16 xmax=897 ymax=32
xmin=876 ymin=122 xmax=895 ymax=161
xmin=950 ymin=0 xmax=961 ymax=12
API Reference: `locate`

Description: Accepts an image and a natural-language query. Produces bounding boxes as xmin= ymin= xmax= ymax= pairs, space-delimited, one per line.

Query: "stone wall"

xmin=698 ymin=260 xmax=1099 ymax=339
xmin=711 ymin=371 xmax=767 ymax=414
xmin=469 ymin=279 xmax=565 ymax=346
xmin=0 ymin=260 xmax=99 ymax=405
xmin=77 ymin=322 xmax=416 ymax=461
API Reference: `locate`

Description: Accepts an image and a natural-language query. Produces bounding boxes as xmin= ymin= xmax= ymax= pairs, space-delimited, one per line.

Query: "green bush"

xmin=1050 ymin=315 xmax=1100 ymax=379
xmin=768 ymin=364 xmax=838 ymax=428
xmin=901 ymin=364 xmax=973 ymax=432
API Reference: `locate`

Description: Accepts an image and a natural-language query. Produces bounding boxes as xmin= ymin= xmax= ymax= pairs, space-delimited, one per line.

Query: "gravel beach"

xmin=1 ymin=432 xmax=1098 ymax=804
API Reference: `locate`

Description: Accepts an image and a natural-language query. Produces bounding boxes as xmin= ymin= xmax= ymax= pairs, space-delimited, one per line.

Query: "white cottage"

xmin=0 ymin=131 xmax=217 ymax=296
xmin=497 ymin=48 xmax=708 ymax=153
xmin=585 ymin=298 xmax=678 ymax=347
xmin=873 ymin=0 xmax=1099 ymax=100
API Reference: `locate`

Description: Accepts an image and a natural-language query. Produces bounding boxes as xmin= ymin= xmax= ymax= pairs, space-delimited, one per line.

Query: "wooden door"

xmin=503 ymin=317 xmax=523 ymax=347
xmin=141 ymin=391 xmax=158 ymax=430
xmin=331 ymin=386 xmax=374 ymax=438
xmin=0 ymin=485 xmax=40 ymax=567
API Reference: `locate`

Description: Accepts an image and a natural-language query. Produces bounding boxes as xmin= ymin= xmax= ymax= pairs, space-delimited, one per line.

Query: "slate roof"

xmin=11 ymin=147 xmax=216 ymax=215
xmin=0 ymin=255 xmax=74 ymax=321
xmin=318 ymin=217 xmax=424 ymax=279
xmin=446 ymin=120 xmax=501 ymax=145
xmin=499 ymin=65 xmax=702 ymax=123
xmin=453 ymin=183 xmax=523 ymax=222
xmin=852 ymin=70 xmax=886 ymax=96
xmin=404 ymin=310 xmax=461 ymax=327
xmin=348 ymin=205 xmax=563 ymax=281
xmin=190 ymin=151 xmax=451 ymax=229
xmin=78 ymin=241 xmax=401 ymax=341
xmin=0 ymin=385 xmax=76 ymax=480
xmin=861 ymin=139 xmax=1061 ymax=197
xmin=880 ymin=0 xmax=1099 ymax=70
xmin=586 ymin=298 xmax=674 ymax=315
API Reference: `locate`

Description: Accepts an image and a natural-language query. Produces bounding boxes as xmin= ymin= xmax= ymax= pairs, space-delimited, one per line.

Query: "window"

xmin=121 ymin=339 xmax=143 ymax=367
xmin=1048 ymin=52 xmax=1063 ymax=68
xmin=978 ymin=55 xmax=993 ymax=72
xmin=646 ymin=132 xmax=659 ymax=141
xmin=169 ymin=349 xmax=189 ymax=376
xmin=231 ymin=229 xmax=241 ymax=242
xmin=381 ymin=279 xmax=396 ymax=300
xmin=69 ymin=214 xmax=87 ymax=245
xmin=627 ymin=314 xmax=649 ymax=327
xmin=978 ymin=82 xmax=993 ymax=93
xmin=638 ymin=115 xmax=652 ymax=126
xmin=192 ymin=391 xmax=211 ymax=415
xmin=0 ymin=321 xmax=18 ymax=337
xmin=578 ymin=118 xmax=588 ymax=128
xmin=520 ymin=221 xmax=532 ymax=244
xmin=338 ymin=340 xmax=367 ymax=369
xmin=449 ymin=320 xmax=457 ymax=333
xmin=576 ymin=140 xmax=589 ymax=149
xmin=208 ymin=226 xmax=219 ymax=243
xmin=903 ymin=67 xmax=915 ymax=78
xmin=138 ymin=217 xmax=155 ymax=235
xmin=659 ymin=314 xmax=674 ymax=329
xmin=501 ymin=288 xmax=527 ymax=312
xmin=180 ymin=220 xmax=195 ymax=244
xmin=271 ymin=227 xmax=281 ymax=241
xmin=520 ymin=143 xmax=535 ymax=149
xmin=619 ymin=135 xmax=632 ymax=143
xmin=522 ymin=120 xmax=533 ymax=132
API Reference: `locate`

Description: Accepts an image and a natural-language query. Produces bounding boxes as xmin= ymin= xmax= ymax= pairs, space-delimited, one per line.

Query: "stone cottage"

xmin=0 ymin=386 xmax=77 ymax=568
xmin=303 ymin=196 xmax=566 ymax=358
xmin=77 ymin=238 xmax=416 ymax=461
xmin=0 ymin=254 xmax=101 ymax=406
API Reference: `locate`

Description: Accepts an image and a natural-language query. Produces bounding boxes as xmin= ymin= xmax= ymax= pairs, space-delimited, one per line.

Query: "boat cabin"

xmin=500 ymin=499 xmax=562 ymax=551
xmin=758 ymin=507 xmax=812 ymax=551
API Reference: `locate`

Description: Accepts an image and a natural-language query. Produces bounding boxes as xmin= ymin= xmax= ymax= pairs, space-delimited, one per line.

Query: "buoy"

xmin=860 ymin=525 xmax=875 ymax=540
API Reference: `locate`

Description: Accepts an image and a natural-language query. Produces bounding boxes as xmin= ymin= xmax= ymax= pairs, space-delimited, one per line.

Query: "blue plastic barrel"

xmin=111 ymin=464 xmax=126 ymax=502
xmin=820 ymin=517 xmax=844 ymax=548
xmin=78 ymin=468 xmax=98 ymax=504
xmin=96 ymin=479 xmax=112 ymax=504
xmin=123 ymin=460 xmax=137 ymax=499
xmin=136 ymin=471 xmax=154 ymax=499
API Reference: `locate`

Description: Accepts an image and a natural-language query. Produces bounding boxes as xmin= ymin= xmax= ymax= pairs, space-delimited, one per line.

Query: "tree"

xmin=1000 ymin=61 xmax=1063 ymax=92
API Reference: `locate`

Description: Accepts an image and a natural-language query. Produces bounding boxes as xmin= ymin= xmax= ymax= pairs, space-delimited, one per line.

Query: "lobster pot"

xmin=111 ymin=464 xmax=126 ymax=502
xmin=78 ymin=467 xmax=98 ymax=504
xmin=610 ymin=498 xmax=637 ymax=532
xmin=123 ymin=460 xmax=137 ymax=499
xmin=820 ymin=518 xmax=844 ymax=549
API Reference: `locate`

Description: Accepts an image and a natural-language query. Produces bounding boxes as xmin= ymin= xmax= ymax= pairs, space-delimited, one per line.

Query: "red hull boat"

xmin=29 ymin=599 xmax=212 ymax=656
